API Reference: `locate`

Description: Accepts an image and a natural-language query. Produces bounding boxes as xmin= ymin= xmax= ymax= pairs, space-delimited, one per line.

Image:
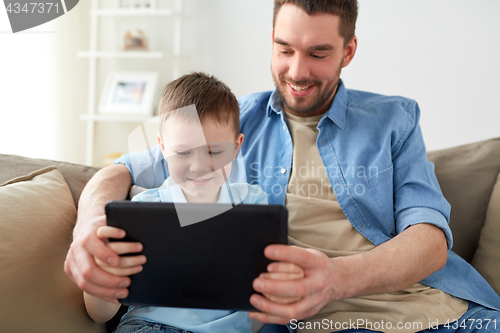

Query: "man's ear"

xmin=342 ymin=35 xmax=357 ymax=68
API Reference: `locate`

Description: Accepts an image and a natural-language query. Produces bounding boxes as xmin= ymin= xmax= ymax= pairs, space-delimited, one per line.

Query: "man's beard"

xmin=272 ymin=61 xmax=343 ymax=116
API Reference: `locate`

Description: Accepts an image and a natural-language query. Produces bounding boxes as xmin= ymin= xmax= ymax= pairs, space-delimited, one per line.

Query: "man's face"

xmin=271 ymin=4 xmax=357 ymax=117
xmin=158 ymin=115 xmax=243 ymax=203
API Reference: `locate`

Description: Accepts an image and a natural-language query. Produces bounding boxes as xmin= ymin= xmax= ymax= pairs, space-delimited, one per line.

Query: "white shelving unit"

xmin=92 ymin=9 xmax=174 ymax=16
xmin=77 ymin=51 xmax=165 ymax=58
xmin=79 ymin=114 xmax=153 ymax=123
xmin=79 ymin=0 xmax=183 ymax=166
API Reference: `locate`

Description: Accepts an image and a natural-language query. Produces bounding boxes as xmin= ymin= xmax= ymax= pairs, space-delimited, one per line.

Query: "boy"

xmin=84 ymin=72 xmax=303 ymax=333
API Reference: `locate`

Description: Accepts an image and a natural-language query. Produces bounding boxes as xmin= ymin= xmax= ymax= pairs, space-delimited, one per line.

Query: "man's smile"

xmin=287 ymin=82 xmax=315 ymax=97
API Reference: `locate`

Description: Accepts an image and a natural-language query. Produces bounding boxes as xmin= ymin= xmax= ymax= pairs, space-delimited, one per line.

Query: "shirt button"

xmin=280 ymin=168 xmax=286 ymax=174
xmin=283 ymin=125 xmax=286 ymax=130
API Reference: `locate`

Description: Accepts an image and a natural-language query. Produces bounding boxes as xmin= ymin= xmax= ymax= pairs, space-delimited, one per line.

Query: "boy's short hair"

xmin=159 ymin=72 xmax=240 ymax=138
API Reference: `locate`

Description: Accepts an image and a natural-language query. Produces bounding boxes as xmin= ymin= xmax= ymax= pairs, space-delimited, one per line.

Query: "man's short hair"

xmin=273 ymin=0 xmax=358 ymax=46
xmin=159 ymin=72 xmax=240 ymax=137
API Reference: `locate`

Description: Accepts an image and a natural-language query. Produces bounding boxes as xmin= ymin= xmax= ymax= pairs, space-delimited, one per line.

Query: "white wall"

xmin=1 ymin=0 xmax=499 ymax=164
xmin=345 ymin=0 xmax=500 ymax=151
xmin=0 ymin=0 xmax=89 ymax=162
xmin=0 ymin=11 xmax=59 ymax=160
xmin=183 ymin=0 xmax=500 ymax=151
xmin=181 ymin=0 xmax=276 ymax=97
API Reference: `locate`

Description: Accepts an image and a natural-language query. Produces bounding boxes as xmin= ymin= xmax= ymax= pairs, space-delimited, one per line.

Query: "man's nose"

xmin=289 ymin=53 xmax=310 ymax=81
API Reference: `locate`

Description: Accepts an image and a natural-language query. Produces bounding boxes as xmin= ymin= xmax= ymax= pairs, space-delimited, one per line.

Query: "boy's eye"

xmin=176 ymin=151 xmax=190 ymax=156
xmin=209 ymin=151 xmax=222 ymax=156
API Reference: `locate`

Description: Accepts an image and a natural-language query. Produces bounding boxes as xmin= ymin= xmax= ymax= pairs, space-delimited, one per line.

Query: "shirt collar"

xmin=266 ymin=79 xmax=348 ymax=130
xmin=217 ymin=182 xmax=242 ymax=205
xmin=159 ymin=177 xmax=242 ymax=204
xmin=267 ymin=89 xmax=283 ymax=116
xmin=159 ymin=177 xmax=186 ymax=203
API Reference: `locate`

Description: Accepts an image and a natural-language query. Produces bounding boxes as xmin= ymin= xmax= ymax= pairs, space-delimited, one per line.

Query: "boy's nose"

xmin=189 ymin=154 xmax=213 ymax=174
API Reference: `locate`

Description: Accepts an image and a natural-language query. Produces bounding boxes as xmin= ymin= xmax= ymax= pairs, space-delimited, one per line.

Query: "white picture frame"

xmin=99 ymin=71 xmax=158 ymax=115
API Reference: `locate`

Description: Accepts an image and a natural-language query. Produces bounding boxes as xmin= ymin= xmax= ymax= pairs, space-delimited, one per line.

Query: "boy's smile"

xmin=187 ymin=175 xmax=215 ymax=186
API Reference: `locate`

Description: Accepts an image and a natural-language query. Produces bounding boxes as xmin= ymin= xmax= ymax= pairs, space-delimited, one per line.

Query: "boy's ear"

xmin=233 ymin=134 xmax=244 ymax=160
xmin=157 ymin=134 xmax=165 ymax=152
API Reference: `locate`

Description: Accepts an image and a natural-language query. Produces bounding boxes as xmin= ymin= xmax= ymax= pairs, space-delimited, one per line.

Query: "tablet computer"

xmin=105 ymin=201 xmax=288 ymax=311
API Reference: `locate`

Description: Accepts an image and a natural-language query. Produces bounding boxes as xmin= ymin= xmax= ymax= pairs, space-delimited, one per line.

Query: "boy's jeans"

xmin=260 ymin=302 xmax=500 ymax=333
xmin=113 ymin=319 xmax=194 ymax=333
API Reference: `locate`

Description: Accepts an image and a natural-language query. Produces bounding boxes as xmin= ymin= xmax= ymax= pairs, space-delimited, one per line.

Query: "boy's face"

xmin=158 ymin=114 xmax=244 ymax=203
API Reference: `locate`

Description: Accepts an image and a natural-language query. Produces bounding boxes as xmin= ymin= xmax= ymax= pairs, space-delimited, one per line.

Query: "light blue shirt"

xmin=116 ymin=79 xmax=500 ymax=313
xmin=119 ymin=177 xmax=267 ymax=333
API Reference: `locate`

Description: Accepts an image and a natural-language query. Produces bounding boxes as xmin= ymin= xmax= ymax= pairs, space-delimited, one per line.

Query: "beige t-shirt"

xmin=284 ymin=111 xmax=468 ymax=333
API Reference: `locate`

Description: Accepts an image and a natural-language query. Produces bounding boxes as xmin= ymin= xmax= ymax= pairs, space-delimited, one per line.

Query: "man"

xmin=65 ymin=1 xmax=500 ymax=332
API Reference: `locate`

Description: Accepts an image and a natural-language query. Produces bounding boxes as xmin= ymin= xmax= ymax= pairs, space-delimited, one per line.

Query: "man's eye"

xmin=176 ymin=151 xmax=190 ymax=156
xmin=311 ymin=54 xmax=327 ymax=59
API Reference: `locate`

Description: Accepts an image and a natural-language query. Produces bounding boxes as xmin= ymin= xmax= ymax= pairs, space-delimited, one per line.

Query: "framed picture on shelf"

xmin=124 ymin=28 xmax=149 ymax=51
xmin=99 ymin=72 xmax=159 ymax=116
xmin=119 ymin=21 xmax=151 ymax=51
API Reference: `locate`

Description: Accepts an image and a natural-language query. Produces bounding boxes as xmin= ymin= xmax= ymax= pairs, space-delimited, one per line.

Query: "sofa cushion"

xmin=0 ymin=166 xmax=106 ymax=333
xmin=427 ymin=138 xmax=500 ymax=262
xmin=471 ymin=171 xmax=500 ymax=295
xmin=0 ymin=154 xmax=99 ymax=208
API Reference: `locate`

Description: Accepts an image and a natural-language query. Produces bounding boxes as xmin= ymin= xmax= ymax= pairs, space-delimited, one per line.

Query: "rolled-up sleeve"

xmin=392 ymin=101 xmax=453 ymax=249
xmin=113 ymin=145 xmax=167 ymax=188
xmin=114 ymin=152 xmax=134 ymax=181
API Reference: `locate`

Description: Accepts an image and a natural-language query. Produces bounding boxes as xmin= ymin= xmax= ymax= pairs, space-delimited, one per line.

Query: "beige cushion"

xmin=0 ymin=166 xmax=106 ymax=333
xmin=0 ymin=154 xmax=99 ymax=208
xmin=428 ymin=138 xmax=500 ymax=262
xmin=471 ymin=172 xmax=500 ymax=296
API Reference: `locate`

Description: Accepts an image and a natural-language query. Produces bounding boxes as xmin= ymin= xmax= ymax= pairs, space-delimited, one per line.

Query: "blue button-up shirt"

xmin=115 ymin=79 xmax=500 ymax=311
